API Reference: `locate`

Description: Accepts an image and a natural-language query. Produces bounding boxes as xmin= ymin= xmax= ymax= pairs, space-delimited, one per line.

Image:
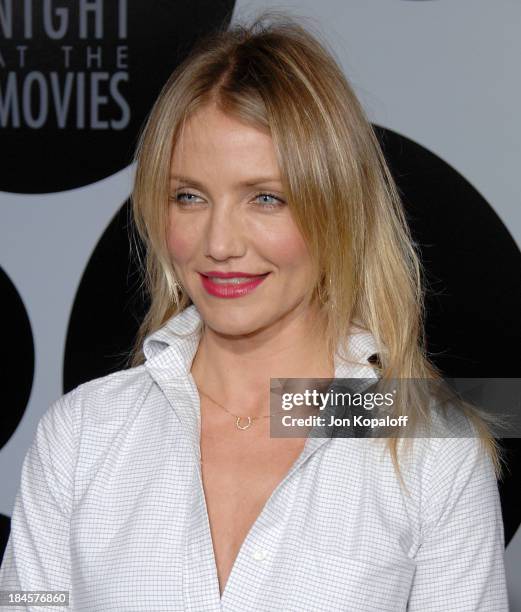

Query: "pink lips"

xmin=199 ymin=272 xmax=269 ymax=298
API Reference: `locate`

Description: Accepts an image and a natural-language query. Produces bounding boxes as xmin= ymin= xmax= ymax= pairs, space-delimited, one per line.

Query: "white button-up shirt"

xmin=0 ymin=304 xmax=509 ymax=610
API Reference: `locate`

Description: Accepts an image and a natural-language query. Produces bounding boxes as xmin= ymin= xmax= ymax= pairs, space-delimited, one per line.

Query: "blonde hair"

xmin=127 ymin=9 xmax=506 ymax=488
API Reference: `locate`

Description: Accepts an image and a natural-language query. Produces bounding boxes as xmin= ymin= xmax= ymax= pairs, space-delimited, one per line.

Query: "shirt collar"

xmin=143 ymin=303 xmax=380 ymax=380
xmin=143 ymin=304 xmax=381 ymax=461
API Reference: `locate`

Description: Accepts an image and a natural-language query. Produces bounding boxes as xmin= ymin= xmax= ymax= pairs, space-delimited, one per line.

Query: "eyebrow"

xmin=170 ymin=174 xmax=283 ymax=189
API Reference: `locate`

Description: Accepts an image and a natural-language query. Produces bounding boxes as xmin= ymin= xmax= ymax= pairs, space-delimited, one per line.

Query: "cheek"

xmin=258 ymin=222 xmax=311 ymax=269
xmin=166 ymin=216 xmax=195 ymax=263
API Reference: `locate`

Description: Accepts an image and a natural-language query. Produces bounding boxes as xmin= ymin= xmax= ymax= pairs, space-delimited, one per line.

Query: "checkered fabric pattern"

xmin=0 ymin=304 xmax=509 ymax=610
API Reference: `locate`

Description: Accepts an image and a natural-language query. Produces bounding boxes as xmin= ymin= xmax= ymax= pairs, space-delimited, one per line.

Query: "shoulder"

xmin=36 ymin=365 xmax=154 ymax=466
xmin=32 ymin=365 xmax=156 ymax=504
xmin=38 ymin=362 xmax=153 ymax=428
xmin=69 ymin=364 xmax=153 ymax=423
xmin=425 ymin=435 xmax=497 ymax=503
xmin=400 ymin=431 xmax=501 ymax=548
xmin=397 ymin=401 xmax=496 ymax=492
xmin=374 ymin=425 xmax=499 ymax=531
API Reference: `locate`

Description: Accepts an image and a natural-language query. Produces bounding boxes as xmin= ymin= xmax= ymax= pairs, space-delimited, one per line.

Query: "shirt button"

xmin=252 ymin=548 xmax=267 ymax=561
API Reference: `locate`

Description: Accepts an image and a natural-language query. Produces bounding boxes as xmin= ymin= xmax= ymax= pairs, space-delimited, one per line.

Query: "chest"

xmin=71 ymin=398 xmax=419 ymax=610
xmin=199 ymin=410 xmax=307 ymax=597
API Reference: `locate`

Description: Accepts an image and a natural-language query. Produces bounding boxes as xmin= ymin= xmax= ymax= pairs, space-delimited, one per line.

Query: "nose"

xmin=203 ymin=200 xmax=247 ymax=261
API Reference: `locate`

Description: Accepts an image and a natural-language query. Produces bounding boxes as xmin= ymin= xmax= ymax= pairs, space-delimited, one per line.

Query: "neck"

xmin=190 ymin=303 xmax=334 ymax=418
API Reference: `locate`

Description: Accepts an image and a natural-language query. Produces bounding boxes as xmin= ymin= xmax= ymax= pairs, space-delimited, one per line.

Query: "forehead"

xmin=170 ymin=104 xmax=280 ymax=179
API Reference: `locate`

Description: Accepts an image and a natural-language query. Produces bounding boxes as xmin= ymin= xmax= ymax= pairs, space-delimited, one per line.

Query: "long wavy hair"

xmin=127 ymin=9 xmax=506 ymax=488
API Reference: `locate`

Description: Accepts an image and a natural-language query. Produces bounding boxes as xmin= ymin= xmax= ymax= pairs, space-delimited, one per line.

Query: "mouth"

xmin=199 ymin=272 xmax=270 ymax=298
xmin=201 ymin=273 xmax=269 ymax=284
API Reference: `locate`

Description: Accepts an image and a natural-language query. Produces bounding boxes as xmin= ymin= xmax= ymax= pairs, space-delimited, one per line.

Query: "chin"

xmin=198 ymin=301 xmax=271 ymax=337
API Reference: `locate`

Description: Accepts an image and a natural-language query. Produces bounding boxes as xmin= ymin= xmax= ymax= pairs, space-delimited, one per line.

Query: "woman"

xmin=0 ymin=11 xmax=509 ymax=611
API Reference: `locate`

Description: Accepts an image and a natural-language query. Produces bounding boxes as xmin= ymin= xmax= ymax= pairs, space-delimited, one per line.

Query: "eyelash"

xmin=170 ymin=191 xmax=285 ymax=210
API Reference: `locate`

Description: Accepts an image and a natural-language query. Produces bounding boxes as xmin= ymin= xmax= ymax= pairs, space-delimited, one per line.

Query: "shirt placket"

xmin=147 ymin=360 xmax=336 ymax=611
xmin=217 ymin=435 xmax=331 ymax=612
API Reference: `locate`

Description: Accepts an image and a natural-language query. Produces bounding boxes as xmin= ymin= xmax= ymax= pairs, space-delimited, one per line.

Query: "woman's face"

xmin=167 ymin=103 xmax=317 ymax=337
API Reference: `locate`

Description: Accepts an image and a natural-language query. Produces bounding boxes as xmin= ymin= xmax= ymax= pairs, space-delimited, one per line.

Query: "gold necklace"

xmin=197 ymin=387 xmax=278 ymax=431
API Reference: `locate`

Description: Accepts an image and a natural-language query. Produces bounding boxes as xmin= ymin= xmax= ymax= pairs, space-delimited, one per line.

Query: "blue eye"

xmin=169 ymin=191 xmax=286 ymax=209
xmin=254 ymin=193 xmax=285 ymax=209
xmin=170 ymin=192 xmax=202 ymax=206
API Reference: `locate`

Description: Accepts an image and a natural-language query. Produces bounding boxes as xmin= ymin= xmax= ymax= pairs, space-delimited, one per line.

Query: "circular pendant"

xmin=236 ymin=416 xmax=252 ymax=430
